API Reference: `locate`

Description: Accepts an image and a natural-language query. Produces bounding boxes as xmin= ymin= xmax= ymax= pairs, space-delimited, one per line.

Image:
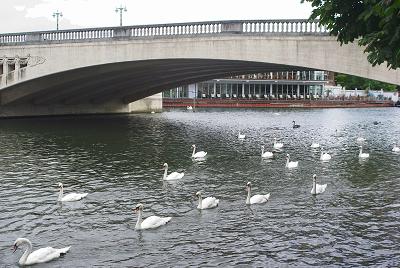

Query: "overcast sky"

xmin=0 ymin=0 xmax=313 ymax=33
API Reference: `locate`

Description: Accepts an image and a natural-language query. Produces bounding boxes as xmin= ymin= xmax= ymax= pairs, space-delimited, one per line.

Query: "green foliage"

xmin=335 ymin=73 xmax=397 ymax=91
xmin=302 ymin=0 xmax=400 ymax=69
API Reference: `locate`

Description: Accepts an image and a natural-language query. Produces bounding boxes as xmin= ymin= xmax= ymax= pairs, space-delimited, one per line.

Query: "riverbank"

xmin=163 ymin=98 xmax=393 ymax=108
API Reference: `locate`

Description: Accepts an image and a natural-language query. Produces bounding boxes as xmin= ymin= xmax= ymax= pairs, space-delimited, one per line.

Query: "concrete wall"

xmin=1 ymin=35 xmax=399 ymax=87
xmin=129 ymin=93 xmax=162 ymax=113
xmin=0 ymin=101 xmax=130 ymax=118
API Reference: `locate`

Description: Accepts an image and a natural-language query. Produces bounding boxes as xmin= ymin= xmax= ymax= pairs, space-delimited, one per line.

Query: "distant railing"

xmin=0 ymin=20 xmax=329 ymax=45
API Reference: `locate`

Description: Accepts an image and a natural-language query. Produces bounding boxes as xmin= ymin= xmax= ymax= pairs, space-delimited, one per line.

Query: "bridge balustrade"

xmin=242 ymin=20 xmax=327 ymax=34
xmin=0 ymin=20 xmax=329 ymax=45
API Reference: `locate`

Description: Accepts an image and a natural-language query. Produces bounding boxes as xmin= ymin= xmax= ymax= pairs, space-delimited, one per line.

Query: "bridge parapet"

xmin=0 ymin=20 xmax=328 ymax=45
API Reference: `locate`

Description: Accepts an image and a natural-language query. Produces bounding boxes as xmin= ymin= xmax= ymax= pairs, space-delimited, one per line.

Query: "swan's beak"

xmin=12 ymin=244 xmax=18 ymax=253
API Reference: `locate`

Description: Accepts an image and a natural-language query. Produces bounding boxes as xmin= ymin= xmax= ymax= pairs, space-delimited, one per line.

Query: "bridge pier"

xmin=128 ymin=93 xmax=163 ymax=113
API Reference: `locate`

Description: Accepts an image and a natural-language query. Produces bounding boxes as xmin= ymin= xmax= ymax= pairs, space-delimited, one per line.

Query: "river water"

xmin=0 ymin=108 xmax=399 ymax=267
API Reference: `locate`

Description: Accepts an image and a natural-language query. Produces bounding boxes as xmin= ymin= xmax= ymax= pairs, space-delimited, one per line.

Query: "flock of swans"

xmin=12 ymin=124 xmax=400 ymax=266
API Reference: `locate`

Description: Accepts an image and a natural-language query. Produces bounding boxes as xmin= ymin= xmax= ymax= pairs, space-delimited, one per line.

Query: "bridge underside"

xmin=0 ymin=59 xmax=311 ymax=117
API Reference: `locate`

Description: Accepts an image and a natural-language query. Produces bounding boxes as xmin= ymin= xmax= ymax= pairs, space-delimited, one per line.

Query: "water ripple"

xmin=0 ymin=108 xmax=399 ymax=267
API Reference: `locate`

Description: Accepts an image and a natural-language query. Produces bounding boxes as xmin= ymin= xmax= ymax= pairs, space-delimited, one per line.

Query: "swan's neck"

xmin=359 ymin=147 xmax=363 ymax=155
xmin=286 ymin=157 xmax=289 ymax=167
xmin=58 ymin=186 xmax=63 ymax=201
xmin=19 ymin=239 xmax=32 ymax=265
xmin=311 ymin=180 xmax=316 ymax=195
xmin=163 ymin=167 xmax=168 ymax=180
xmin=192 ymin=147 xmax=196 ymax=157
xmin=197 ymin=195 xmax=202 ymax=209
xmin=135 ymin=209 xmax=143 ymax=229
xmin=261 ymin=147 xmax=264 ymax=156
xmin=246 ymin=188 xmax=251 ymax=204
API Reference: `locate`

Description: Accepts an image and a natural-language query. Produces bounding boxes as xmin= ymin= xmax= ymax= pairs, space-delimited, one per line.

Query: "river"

xmin=0 ymin=107 xmax=399 ymax=267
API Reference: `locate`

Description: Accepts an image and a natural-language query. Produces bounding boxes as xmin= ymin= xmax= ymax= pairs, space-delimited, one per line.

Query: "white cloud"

xmin=14 ymin=5 xmax=26 ymax=12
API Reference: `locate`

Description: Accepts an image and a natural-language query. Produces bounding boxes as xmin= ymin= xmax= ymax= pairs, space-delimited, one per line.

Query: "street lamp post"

xmin=52 ymin=11 xmax=63 ymax=31
xmin=115 ymin=6 xmax=127 ymax=26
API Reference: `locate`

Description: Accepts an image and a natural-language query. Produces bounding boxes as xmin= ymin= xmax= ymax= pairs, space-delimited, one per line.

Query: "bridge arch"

xmin=0 ymin=20 xmax=399 ymax=116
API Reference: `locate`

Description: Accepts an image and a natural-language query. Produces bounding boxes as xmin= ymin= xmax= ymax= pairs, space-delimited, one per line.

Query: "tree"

xmin=302 ymin=0 xmax=400 ymax=69
xmin=335 ymin=73 xmax=397 ymax=91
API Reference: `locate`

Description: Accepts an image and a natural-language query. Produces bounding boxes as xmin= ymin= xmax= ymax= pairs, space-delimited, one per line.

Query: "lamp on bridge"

xmin=52 ymin=10 xmax=63 ymax=31
xmin=115 ymin=5 xmax=128 ymax=27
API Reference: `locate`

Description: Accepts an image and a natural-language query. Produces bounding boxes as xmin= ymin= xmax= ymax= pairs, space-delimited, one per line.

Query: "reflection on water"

xmin=0 ymin=108 xmax=399 ymax=267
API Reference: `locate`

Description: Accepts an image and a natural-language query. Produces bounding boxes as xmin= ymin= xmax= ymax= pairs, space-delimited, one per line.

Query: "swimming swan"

xmin=310 ymin=142 xmax=320 ymax=148
xmin=285 ymin=154 xmax=298 ymax=168
xmin=238 ymin=132 xmax=246 ymax=139
xmin=358 ymin=145 xmax=370 ymax=158
xmin=320 ymin=147 xmax=332 ymax=161
xmin=261 ymin=145 xmax=273 ymax=158
xmin=195 ymin=191 xmax=219 ymax=210
xmin=246 ymin=182 xmax=270 ymax=205
xmin=57 ymin=183 xmax=88 ymax=202
xmin=392 ymin=144 xmax=400 ymax=152
xmin=191 ymin=145 xmax=207 ymax=158
xmin=292 ymin=121 xmax=300 ymax=128
xmin=13 ymin=238 xmax=70 ymax=266
xmin=134 ymin=203 xmax=171 ymax=230
xmin=162 ymin=163 xmax=184 ymax=180
xmin=273 ymin=138 xmax=284 ymax=149
xmin=310 ymin=174 xmax=327 ymax=195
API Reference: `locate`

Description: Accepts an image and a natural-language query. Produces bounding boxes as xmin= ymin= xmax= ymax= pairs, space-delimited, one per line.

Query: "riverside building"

xmin=163 ymin=70 xmax=329 ymax=100
xmin=163 ymin=70 xmax=394 ymax=108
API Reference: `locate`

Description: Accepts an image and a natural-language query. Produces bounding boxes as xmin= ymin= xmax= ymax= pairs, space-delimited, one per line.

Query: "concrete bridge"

xmin=0 ymin=20 xmax=399 ymax=117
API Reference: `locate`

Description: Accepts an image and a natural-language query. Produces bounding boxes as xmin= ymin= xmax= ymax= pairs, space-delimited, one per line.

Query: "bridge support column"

xmin=128 ymin=93 xmax=162 ymax=113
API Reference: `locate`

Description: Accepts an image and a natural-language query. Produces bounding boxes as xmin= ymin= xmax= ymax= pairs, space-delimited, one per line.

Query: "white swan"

xmin=162 ymin=163 xmax=184 ymax=180
xmin=245 ymin=182 xmax=270 ymax=205
xmin=57 ymin=183 xmax=88 ymax=202
xmin=359 ymin=145 xmax=370 ymax=158
xmin=238 ymin=132 xmax=246 ymax=139
xmin=320 ymin=147 xmax=332 ymax=161
xmin=285 ymin=154 xmax=298 ymax=168
xmin=195 ymin=191 xmax=219 ymax=210
xmin=261 ymin=145 xmax=273 ymax=158
xmin=357 ymin=137 xmax=366 ymax=143
xmin=310 ymin=142 xmax=320 ymax=148
xmin=191 ymin=144 xmax=207 ymax=158
xmin=273 ymin=138 xmax=283 ymax=149
xmin=310 ymin=174 xmax=327 ymax=195
xmin=134 ymin=203 xmax=171 ymax=230
xmin=392 ymin=144 xmax=400 ymax=152
xmin=13 ymin=238 xmax=70 ymax=266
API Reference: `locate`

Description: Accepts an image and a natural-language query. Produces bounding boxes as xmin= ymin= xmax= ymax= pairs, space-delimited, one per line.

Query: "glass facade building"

xmin=163 ymin=71 xmax=329 ymax=100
